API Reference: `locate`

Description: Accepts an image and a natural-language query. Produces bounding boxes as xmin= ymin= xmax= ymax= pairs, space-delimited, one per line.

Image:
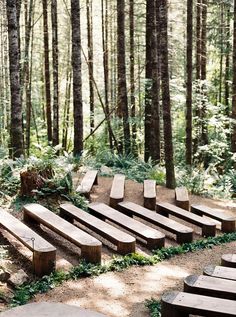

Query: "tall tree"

xmin=6 ymin=0 xmax=24 ymax=158
xmin=232 ymin=0 xmax=236 ymax=153
xmin=158 ymin=0 xmax=176 ymax=188
xmin=42 ymin=0 xmax=52 ymax=142
xmin=71 ymin=0 xmax=83 ymax=156
xmin=186 ymin=0 xmax=193 ymax=165
xmin=51 ymin=0 xmax=59 ymax=146
xmin=117 ymin=0 xmax=131 ymax=154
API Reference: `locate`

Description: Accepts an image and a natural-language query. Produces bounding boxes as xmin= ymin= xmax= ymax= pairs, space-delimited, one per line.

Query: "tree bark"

xmin=71 ymin=0 xmax=83 ymax=156
xmin=6 ymin=0 xmax=24 ymax=158
xmin=232 ymin=0 xmax=236 ymax=153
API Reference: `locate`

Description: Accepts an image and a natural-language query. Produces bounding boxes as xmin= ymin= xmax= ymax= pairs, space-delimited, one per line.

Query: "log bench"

xmin=23 ymin=203 xmax=102 ymax=264
xmin=191 ymin=204 xmax=236 ymax=233
xmin=118 ymin=201 xmax=193 ymax=244
xmin=0 ymin=207 xmax=56 ymax=276
xmin=221 ymin=254 xmax=236 ymax=268
xmin=161 ymin=291 xmax=236 ymax=317
xmin=204 ymin=265 xmax=236 ymax=281
xmin=109 ymin=174 xmax=125 ymax=208
xmin=156 ymin=202 xmax=216 ymax=237
xmin=184 ymin=274 xmax=236 ymax=300
xmin=143 ymin=180 xmax=156 ymax=210
xmin=88 ymin=202 xmax=165 ymax=249
xmin=76 ymin=170 xmax=98 ymax=199
xmin=175 ymin=187 xmax=189 ymax=211
xmin=60 ymin=203 xmax=135 ymax=255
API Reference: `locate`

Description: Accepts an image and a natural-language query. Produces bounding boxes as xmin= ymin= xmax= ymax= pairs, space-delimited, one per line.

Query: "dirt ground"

xmin=1 ymin=176 xmax=236 ymax=316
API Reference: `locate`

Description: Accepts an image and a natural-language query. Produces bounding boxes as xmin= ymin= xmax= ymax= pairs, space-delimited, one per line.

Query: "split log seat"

xmin=60 ymin=203 xmax=135 ymax=255
xmin=156 ymin=202 xmax=216 ymax=237
xmin=221 ymin=254 xmax=236 ymax=268
xmin=191 ymin=204 xmax=236 ymax=233
xmin=88 ymin=202 xmax=165 ymax=249
xmin=184 ymin=274 xmax=236 ymax=300
xmin=143 ymin=180 xmax=156 ymax=210
xmin=161 ymin=291 xmax=236 ymax=317
xmin=0 ymin=207 xmax=56 ymax=277
xmin=204 ymin=265 xmax=236 ymax=281
xmin=118 ymin=201 xmax=193 ymax=244
xmin=175 ymin=187 xmax=189 ymax=211
xmin=76 ymin=170 xmax=98 ymax=199
xmin=109 ymin=174 xmax=125 ymax=208
xmin=23 ymin=203 xmax=102 ymax=264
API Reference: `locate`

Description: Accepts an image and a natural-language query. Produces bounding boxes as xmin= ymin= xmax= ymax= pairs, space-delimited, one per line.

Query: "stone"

xmin=8 ymin=270 xmax=28 ymax=288
xmin=100 ymin=166 xmax=112 ymax=175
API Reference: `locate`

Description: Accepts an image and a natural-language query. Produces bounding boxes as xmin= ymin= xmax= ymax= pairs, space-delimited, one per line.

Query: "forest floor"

xmin=0 ymin=176 xmax=236 ymax=316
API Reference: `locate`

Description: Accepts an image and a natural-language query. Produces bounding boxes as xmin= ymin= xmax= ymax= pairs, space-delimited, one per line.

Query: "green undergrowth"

xmin=145 ymin=299 xmax=161 ymax=317
xmin=10 ymin=232 xmax=236 ymax=308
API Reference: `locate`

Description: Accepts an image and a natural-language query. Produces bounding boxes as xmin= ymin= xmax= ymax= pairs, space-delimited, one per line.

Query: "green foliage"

xmin=10 ymin=232 xmax=236 ymax=307
xmin=145 ymin=299 xmax=161 ymax=317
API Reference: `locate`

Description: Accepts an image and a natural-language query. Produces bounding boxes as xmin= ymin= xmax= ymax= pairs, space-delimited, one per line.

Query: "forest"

xmin=0 ymin=0 xmax=236 ymax=198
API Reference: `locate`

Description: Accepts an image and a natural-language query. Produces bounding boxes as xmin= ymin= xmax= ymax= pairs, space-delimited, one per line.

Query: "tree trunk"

xmin=42 ymin=0 xmax=52 ymax=142
xmin=186 ymin=0 xmax=193 ymax=165
xmin=6 ymin=0 xmax=24 ymax=158
xmin=117 ymin=0 xmax=131 ymax=154
xmin=232 ymin=0 xmax=236 ymax=153
xmin=71 ymin=0 xmax=83 ymax=156
xmin=158 ymin=0 xmax=176 ymax=188
xmin=225 ymin=8 xmax=230 ymax=116
xmin=51 ymin=0 xmax=59 ymax=146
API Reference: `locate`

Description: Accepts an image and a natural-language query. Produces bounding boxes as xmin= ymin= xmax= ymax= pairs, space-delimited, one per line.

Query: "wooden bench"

xmin=109 ymin=174 xmax=125 ymax=208
xmin=175 ymin=187 xmax=189 ymax=211
xmin=161 ymin=291 xmax=236 ymax=317
xmin=60 ymin=203 xmax=135 ymax=255
xmin=76 ymin=170 xmax=98 ymax=199
xmin=23 ymin=203 xmax=102 ymax=264
xmin=184 ymin=274 xmax=236 ymax=300
xmin=118 ymin=201 xmax=193 ymax=244
xmin=156 ymin=202 xmax=216 ymax=237
xmin=143 ymin=180 xmax=156 ymax=210
xmin=88 ymin=202 xmax=165 ymax=249
xmin=204 ymin=265 xmax=236 ymax=281
xmin=221 ymin=254 xmax=236 ymax=268
xmin=0 ymin=207 xmax=56 ymax=277
xmin=0 ymin=302 xmax=110 ymax=317
xmin=191 ymin=204 xmax=236 ymax=233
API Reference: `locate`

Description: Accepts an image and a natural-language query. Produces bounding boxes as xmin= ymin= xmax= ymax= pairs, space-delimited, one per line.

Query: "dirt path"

xmin=31 ymin=177 xmax=236 ymax=317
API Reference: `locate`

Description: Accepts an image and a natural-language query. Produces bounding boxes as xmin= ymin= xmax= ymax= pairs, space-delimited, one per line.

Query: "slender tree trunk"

xmin=42 ymin=0 xmax=52 ymax=142
xmin=158 ymin=0 xmax=176 ymax=188
xmin=117 ymin=0 xmax=131 ymax=154
xmin=71 ymin=0 xmax=83 ymax=156
xmin=219 ymin=3 xmax=224 ymax=105
xmin=232 ymin=0 xmax=236 ymax=153
xmin=225 ymin=8 xmax=230 ymax=116
xmin=186 ymin=0 xmax=193 ymax=165
xmin=6 ymin=0 xmax=24 ymax=158
xmin=51 ymin=0 xmax=59 ymax=146
xmin=129 ymin=0 xmax=137 ymax=156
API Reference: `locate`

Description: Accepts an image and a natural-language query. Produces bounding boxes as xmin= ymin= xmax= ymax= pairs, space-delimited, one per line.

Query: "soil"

xmin=1 ymin=176 xmax=236 ymax=316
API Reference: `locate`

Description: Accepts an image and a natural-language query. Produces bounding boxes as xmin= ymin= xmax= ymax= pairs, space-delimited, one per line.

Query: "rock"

xmin=100 ymin=166 xmax=112 ymax=175
xmin=0 ymin=270 xmax=10 ymax=283
xmin=8 ymin=270 xmax=28 ymax=288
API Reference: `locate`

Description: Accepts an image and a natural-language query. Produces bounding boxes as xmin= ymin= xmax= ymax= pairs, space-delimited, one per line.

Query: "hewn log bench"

xmin=175 ymin=187 xmax=189 ymax=211
xmin=76 ymin=170 xmax=98 ymax=199
xmin=156 ymin=202 xmax=216 ymax=237
xmin=191 ymin=204 xmax=236 ymax=233
xmin=0 ymin=207 xmax=56 ymax=276
xmin=23 ymin=203 xmax=102 ymax=264
xmin=109 ymin=174 xmax=125 ymax=208
xmin=118 ymin=201 xmax=193 ymax=244
xmin=60 ymin=203 xmax=135 ymax=255
xmin=221 ymin=254 xmax=236 ymax=268
xmin=204 ymin=265 xmax=236 ymax=281
xmin=161 ymin=291 xmax=236 ymax=317
xmin=0 ymin=302 xmax=110 ymax=317
xmin=184 ymin=274 xmax=236 ymax=300
xmin=88 ymin=202 xmax=165 ymax=249
xmin=143 ymin=180 xmax=156 ymax=210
